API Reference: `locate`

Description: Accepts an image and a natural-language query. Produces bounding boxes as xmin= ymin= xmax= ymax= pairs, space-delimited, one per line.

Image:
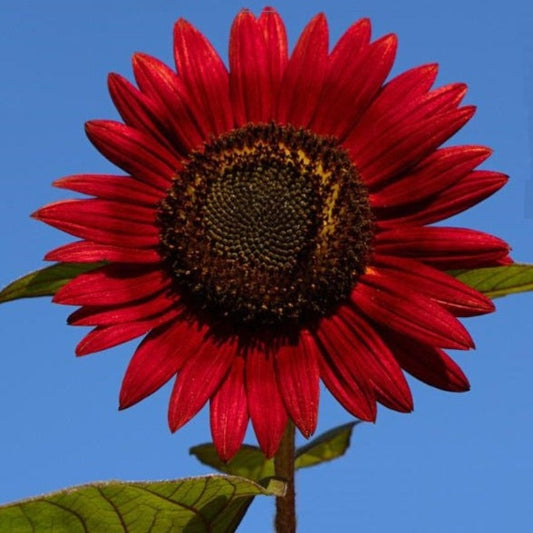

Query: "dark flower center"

xmin=157 ymin=123 xmax=374 ymax=327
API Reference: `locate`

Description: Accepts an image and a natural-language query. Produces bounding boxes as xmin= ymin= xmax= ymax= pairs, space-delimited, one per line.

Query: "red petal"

xmin=107 ymin=72 xmax=178 ymax=154
xmin=371 ymin=145 xmax=492 ymax=208
xmin=274 ymin=331 xmax=320 ymax=438
xmin=352 ymin=275 xmax=474 ymax=350
xmin=276 ymin=14 xmax=329 ymax=128
xmin=132 ymin=53 xmax=207 ymax=150
xmin=375 ymin=226 xmax=510 ymax=269
xmin=335 ymin=307 xmax=413 ymax=412
xmin=168 ymin=333 xmax=236 ymax=432
xmin=75 ymin=310 xmax=178 ymax=356
xmin=314 ymin=320 xmax=377 ymax=421
xmin=49 ymin=198 xmax=155 ymax=223
xmin=173 ymin=19 xmax=233 ymax=135
xmin=54 ymin=264 xmax=169 ymax=306
xmin=229 ymin=10 xmax=271 ymax=124
xmin=312 ymin=29 xmax=397 ymax=139
xmin=350 ymin=107 xmax=476 ymax=188
xmin=68 ymin=292 xmax=177 ymax=326
xmin=85 ymin=120 xmax=181 ymax=191
xmin=369 ymin=63 xmax=439 ymax=109
xmin=371 ymin=256 xmax=494 ymax=316
xmin=350 ymin=70 xmax=461 ymax=144
xmin=383 ymin=330 xmax=470 ymax=392
xmin=246 ymin=344 xmax=288 ymax=458
xmin=119 ymin=318 xmax=206 ymax=409
xmin=77 ymin=323 xmax=151 ymax=356
xmin=45 ymin=241 xmax=161 ymax=263
xmin=341 ymin=63 xmax=437 ymax=149
xmin=54 ymin=174 xmax=163 ymax=206
xmin=258 ymin=7 xmax=288 ymax=101
xmin=329 ymin=18 xmax=371 ymax=64
xmin=379 ymin=170 xmax=509 ymax=227
xmin=210 ymin=356 xmax=249 ymax=462
xmin=497 ymin=255 xmax=514 ymax=265
xmin=33 ymin=199 xmax=159 ymax=249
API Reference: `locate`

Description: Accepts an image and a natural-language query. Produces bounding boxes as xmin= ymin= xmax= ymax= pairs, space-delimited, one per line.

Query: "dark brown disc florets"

xmin=157 ymin=123 xmax=374 ymax=327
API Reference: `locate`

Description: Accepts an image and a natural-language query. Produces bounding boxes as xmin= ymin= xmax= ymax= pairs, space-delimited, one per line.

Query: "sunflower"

xmin=33 ymin=8 xmax=510 ymax=461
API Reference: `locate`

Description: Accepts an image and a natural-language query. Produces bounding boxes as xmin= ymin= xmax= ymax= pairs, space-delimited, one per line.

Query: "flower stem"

xmin=274 ymin=421 xmax=296 ymax=533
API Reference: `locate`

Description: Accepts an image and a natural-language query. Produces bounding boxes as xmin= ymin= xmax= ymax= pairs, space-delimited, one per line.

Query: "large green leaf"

xmin=451 ymin=264 xmax=533 ymax=299
xmin=0 ymin=475 xmax=285 ymax=533
xmin=0 ymin=262 xmax=103 ymax=304
xmin=190 ymin=422 xmax=359 ymax=481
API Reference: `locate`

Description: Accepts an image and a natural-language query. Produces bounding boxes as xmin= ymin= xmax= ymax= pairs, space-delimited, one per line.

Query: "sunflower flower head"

xmin=33 ymin=8 xmax=510 ymax=461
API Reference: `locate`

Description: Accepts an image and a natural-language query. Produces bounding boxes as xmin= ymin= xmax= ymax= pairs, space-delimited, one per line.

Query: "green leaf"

xmin=0 ymin=475 xmax=284 ymax=533
xmin=0 ymin=262 xmax=103 ymax=304
xmin=451 ymin=264 xmax=533 ymax=299
xmin=190 ymin=422 xmax=360 ymax=480
xmin=190 ymin=445 xmax=275 ymax=482
xmin=295 ymin=422 xmax=359 ymax=469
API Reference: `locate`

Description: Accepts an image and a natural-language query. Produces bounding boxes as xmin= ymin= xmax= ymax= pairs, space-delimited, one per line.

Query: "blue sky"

xmin=0 ymin=0 xmax=532 ymax=531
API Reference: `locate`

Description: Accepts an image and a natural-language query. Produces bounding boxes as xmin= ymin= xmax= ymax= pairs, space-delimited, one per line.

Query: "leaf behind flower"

xmin=191 ymin=422 xmax=360 ymax=481
xmin=294 ymin=421 xmax=359 ymax=469
xmin=0 ymin=262 xmax=103 ymax=304
xmin=190 ymin=445 xmax=276 ymax=481
xmin=451 ymin=264 xmax=533 ymax=299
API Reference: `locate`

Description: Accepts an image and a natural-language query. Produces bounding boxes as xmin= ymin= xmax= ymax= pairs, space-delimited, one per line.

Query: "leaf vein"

xmin=95 ymin=487 xmax=128 ymax=532
xmin=15 ymin=503 xmax=37 ymax=533
xmin=43 ymin=499 xmax=89 ymax=533
xmin=133 ymin=485 xmax=209 ymax=528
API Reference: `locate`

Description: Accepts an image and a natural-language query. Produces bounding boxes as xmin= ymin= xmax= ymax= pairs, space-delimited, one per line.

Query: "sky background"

xmin=0 ymin=0 xmax=532 ymax=531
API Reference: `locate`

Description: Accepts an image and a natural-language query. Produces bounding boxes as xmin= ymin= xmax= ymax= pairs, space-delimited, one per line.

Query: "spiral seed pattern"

xmin=157 ymin=123 xmax=374 ymax=327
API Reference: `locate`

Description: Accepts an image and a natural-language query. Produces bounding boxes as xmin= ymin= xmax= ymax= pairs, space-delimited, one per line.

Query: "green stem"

xmin=274 ymin=422 xmax=296 ymax=533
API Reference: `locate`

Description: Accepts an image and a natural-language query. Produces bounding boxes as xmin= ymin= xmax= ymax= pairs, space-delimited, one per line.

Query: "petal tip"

xmin=52 ymin=176 xmax=70 ymax=189
xmin=383 ymin=32 xmax=398 ymax=48
xmin=43 ymin=249 xmax=56 ymax=261
xmin=426 ymin=62 xmax=439 ymax=75
xmin=174 ymin=17 xmax=193 ymax=35
xmin=132 ymin=52 xmax=152 ymax=69
xmin=236 ymin=7 xmax=255 ymax=18
xmin=75 ymin=343 xmax=92 ymax=357
xmin=119 ymin=388 xmax=136 ymax=411
xmin=84 ymin=120 xmax=100 ymax=137
xmin=299 ymin=426 xmax=315 ymax=440
xmin=51 ymin=292 xmax=62 ymax=304
xmin=107 ymin=72 xmax=122 ymax=87
xmin=461 ymin=104 xmax=477 ymax=118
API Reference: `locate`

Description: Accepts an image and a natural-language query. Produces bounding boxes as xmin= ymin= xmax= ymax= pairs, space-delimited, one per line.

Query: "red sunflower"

xmin=34 ymin=8 xmax=510 ymax=461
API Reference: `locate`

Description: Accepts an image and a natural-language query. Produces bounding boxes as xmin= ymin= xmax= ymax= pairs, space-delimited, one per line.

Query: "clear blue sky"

xmin=1 ymin=1 xmax=532 ymax=531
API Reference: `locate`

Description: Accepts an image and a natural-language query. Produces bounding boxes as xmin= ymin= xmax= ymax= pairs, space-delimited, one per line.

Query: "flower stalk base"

xmin=274 ymin=422 xmax=296 ymax=533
